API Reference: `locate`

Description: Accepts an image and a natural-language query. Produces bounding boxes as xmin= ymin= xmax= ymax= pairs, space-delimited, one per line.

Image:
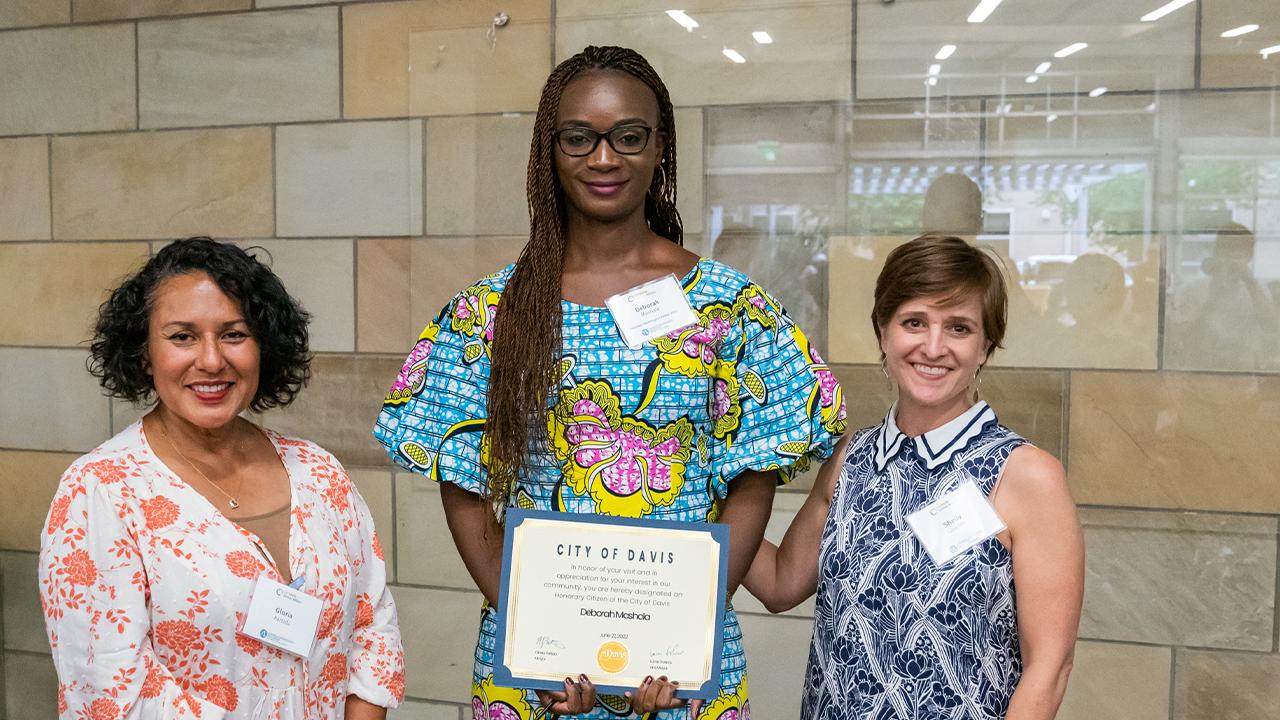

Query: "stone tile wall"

xmin=2 ymin=1 xmax=1278 ymax=718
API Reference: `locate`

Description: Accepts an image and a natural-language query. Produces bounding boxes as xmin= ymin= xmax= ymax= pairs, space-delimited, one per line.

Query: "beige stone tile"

xmin=1058 ymin=641 xmax=1170 ymax=720
xmin=734 ymin=490 xmax=814 ymax=618
xmin=138 ymin=7 xmax=340 ymax=128
xmin=4 ymin=652 xmax=58 ymax=719
xmin=357 ymin=236 xmax=528 ymax=354
xmin=257 ymin=0 xmax=327 ymax=6
xmin=72 ymin=0 xmax=248 ymax=22
xmin=349 ymin=469 xmax=394 ymax=582
xmin=0 ymin=349 xmax=111 ymax=453
xmin=110 ymin=398 xmax=148 ymax=435
xmin=232 ymin=239 xmax=355 ymax=353
xmin=0 ymin=451 xmax=75 ymax=552
xmin=856 ymin=0 xmax=1192 ymax=100
xmin=389 ymin=700 xmax=462 ymax=720
xmin=0 ymin=0 xmax=69 ymax=28
xmin=393 ymin=585 xmax=482 ymax=703
xmin=2 ymin=552 xmax=47 ymax=654
xmin=0 ymin=24 xmax=135 ymax=136
xmin=1079 ymin=508 xmax=1276 ymax=650
xmin=425 ymin=114 xmax=533 ymax=236
xmin=393 ymin=475 xmax=473 ymax=590
xmin=1175 ymin=649 xmax=1280 ymax=720
xmin=1200 ymin=0 xmax=1278 ymax=89
xmin=52 ymin=128 xmax=273 ymax=240
xmin=276 ymin=120 xmax=423 ymax=238
xmin=1069 ymin=372 xmax=1280 ymax=513
xmin=0 ymin=242 xmax=149 ymax=346
xmin=343 ymin=0 xmax=551 ymax=119
xmin=257 ymin=353 xmax=402 ymax=468
xmin=674 ymin=107 xmax=704 ymax=235
xmin=737 ymin=612 xmax=812 ymax=719
xmin=0 ymin=137 xmax=50 ymax=242
xmin=556 ymin=1 xmax=851 ymax=105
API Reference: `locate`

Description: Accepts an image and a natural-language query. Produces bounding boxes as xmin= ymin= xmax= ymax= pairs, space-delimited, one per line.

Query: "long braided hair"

xmin=484 ymin=46 xmax=683 ymax=514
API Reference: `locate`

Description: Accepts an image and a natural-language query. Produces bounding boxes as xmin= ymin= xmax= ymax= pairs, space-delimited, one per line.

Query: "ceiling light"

xmin=752 ymin=31 xmax=773 ymax=44
xmin=1026 ymin=74 xmax=1039 ymax=83
xmin=1089 ymin=86 xmax=1108 ymax=97
xmin=999 ymin=103 xmax=1012 ymax=114
xmin=1262 ymin=44 xmax=1280 ymax=59
xmin=927 ymin=77 xmax=939 ymax=86
xmin=1054 ymin=42 xmax=1088 ymax=58
xmin=928 ymin=63 xmax=942 ymax=76
xmin=722 ymin=48 xmax=746 ymax=63
xmin=936 ymin=44 xmax=957 ymax=60
xmin=967 ymin=0 xmax=1004 ymax=23
xmin=1140 ymin=0 xmax=1195 ymax=22
xmin=665 ymin=10 xmax=699 ymax=31
xmin=1046 ymin=114 xmax=1059 ymax=123
xmin=1221 ymin=24 xmax=1259 ymax=38
xmin=1035 ymin=61 xmax=1052 ymax=74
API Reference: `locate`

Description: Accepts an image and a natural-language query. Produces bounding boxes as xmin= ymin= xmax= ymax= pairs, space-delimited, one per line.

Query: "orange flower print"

xmin=154 ymin=619 xmax=200 ymax=655
xmin=62 ymin=549 xmax=98 ymax=586
xmin=88 ymin=697 xmax=120 ymax=720
xmin=371 ymin=531 xmax=385 ymax=561
xmin=46 ymin=494 xmax=71 ymax=534
xmin=82 ymin=459 xmax=128 ymax=484
xmin=202 ymin=675 xmax=238 ymax=711
xmin=382 ymin=669 xmax=405 ymax=701
xmin=236 ymin=633 xmax=263 ymax=657
xmin=319 ymin=653 xmax=348 ymax=688
xmin=141 ymin=665 xmax=165 ymax=698
xmin=57 ymin=684 xmax=68 ymax=714
xmin=317 ymin=603 xmax=342 ymax=640
xmin=315 ymin=467 xmax=350 ymax=513
xmin=224 ymin=550 xmax=263 ymax=579
xmin=140 ymin=496 xmax=181 ymax=529
xmin=355 ymin=596 xmax=374 ymax=629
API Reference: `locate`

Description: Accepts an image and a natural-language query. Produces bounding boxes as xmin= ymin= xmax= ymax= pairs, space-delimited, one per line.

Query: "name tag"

xmin=905 ymin=481 xmax=1006 ymax=565
xmin=605 ymin=274 xmax=699 ymax=349
xmin=239 ymin=576 xmax=323 ymax=657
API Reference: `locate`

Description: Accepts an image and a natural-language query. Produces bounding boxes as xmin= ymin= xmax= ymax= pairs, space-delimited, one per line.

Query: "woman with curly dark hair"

xmin=374 ymin=47 xmax=846 ymax=719
xmin=40 ymin=238 xmax=404 ymax=720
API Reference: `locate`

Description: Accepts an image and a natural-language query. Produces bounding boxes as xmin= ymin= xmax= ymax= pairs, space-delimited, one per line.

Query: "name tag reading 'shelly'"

xmin=605 ymin=274 xmax=699 ymax=349
xmin=905 ymin=480 xmax=1006 ymax=566
xmin=239 ymin=576 xmax=323 ymax=657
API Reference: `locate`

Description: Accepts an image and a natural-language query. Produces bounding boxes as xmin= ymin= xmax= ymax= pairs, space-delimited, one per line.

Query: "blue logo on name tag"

xmin=260 ymin=630 xmax=268 ymax=638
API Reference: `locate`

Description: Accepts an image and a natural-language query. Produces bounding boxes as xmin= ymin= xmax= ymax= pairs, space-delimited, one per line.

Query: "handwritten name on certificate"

xmin=492 ymin=509 xmax=730 ymax=699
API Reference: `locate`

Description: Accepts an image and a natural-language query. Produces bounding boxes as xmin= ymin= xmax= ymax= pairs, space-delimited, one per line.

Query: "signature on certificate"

xmin=536 ymin=636 xmax=566 ymax=650
xmin=653 ymin=644 xmax=684 ymax=657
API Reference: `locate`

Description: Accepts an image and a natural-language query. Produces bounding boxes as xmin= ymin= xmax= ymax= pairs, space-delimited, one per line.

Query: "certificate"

xmin=492 ymin=509 xmax=729 ymax=699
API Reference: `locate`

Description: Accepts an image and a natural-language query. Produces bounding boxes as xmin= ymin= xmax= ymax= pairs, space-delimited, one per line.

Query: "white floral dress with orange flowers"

xmin=39 ymin=421 xmax=405 ymax=720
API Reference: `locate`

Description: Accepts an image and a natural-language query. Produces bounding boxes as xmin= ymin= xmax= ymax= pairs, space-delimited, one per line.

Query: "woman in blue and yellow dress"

xmin=373 ymin=46 xmax=846 ymax=719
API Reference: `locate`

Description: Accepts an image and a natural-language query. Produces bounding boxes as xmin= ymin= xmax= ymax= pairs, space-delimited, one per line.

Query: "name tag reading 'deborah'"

xmin=605 ymin=274 xmax=698 ymax=349
xmin=239 ymin=576 xmax=323 ymax=657
xmin=905 ymin=480 xmax=1006 ymax=566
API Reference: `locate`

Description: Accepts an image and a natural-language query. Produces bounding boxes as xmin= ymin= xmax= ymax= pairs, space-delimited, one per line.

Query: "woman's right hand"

xmin=535 ymin=675 xmax=597 ymax=716
xmin=625 ymin=676 xmax=686 ymax=715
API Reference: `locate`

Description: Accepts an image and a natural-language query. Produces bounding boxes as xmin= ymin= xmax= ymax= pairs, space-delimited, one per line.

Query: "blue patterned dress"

xmin=803 ymin=401 xmax=1024 ymax=720
xmin=375 ymin=258 xmax=846 ymax=720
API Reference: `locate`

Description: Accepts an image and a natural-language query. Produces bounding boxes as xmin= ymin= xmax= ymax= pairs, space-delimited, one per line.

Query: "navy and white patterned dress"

xmin=803 ymin=401 xmax=1024 ymax=720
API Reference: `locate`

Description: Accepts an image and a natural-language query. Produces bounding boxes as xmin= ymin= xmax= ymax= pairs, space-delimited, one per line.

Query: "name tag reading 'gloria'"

xmin=239 ymin=576 xmax=323 ymax=657
xmin=605 ymin=274 xmax=699 ymax=349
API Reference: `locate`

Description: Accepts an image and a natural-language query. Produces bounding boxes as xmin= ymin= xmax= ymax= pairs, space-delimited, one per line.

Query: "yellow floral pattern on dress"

xmin=472 ymin=673 xmax=544 ymax=720
xmin=548 ymin=380 xmax=694 ymax=517
xmin=697 ymin=674 xmax=749 ymax=720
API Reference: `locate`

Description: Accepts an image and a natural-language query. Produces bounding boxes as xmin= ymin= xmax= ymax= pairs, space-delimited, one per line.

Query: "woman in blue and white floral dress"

xmin=745 ymin=235 xmax=1084 ymax=720
xmin=373 ymin=46 xmax=845 ymax=720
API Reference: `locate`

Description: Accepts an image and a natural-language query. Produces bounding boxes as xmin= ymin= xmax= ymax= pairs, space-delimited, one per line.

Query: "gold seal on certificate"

xmin=492 ymin=509 xmax=730 ymax=699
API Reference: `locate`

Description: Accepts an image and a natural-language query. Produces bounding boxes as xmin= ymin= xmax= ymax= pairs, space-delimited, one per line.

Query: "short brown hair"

xmin=871 ymin=234 xmax=1008 ymax=358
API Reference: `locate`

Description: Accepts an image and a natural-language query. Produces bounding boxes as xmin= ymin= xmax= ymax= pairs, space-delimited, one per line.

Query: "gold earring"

xmin=881 ymin=357 xmax=893 ymax=392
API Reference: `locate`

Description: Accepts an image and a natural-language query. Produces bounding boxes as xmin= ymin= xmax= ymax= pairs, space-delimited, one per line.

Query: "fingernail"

xmin=623 ymin=692 xmax=632 ymax=699
xmin=644 ymin=675 xmax=653 ymax=683
xmin=565 ymin=676 xmax=574 ymax=684
xmin=672 ymin=681 xmax=680 ymax=687
xmin=579 ymin=674 xmax=588 ymax=682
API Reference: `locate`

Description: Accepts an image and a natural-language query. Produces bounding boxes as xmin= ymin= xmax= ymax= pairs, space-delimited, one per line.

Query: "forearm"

xmin=440 ymin=483 xmax=504 ymax=605
xmin=345 ymin=695 xmax=388 ymax=720
xmin=1004 ymin=659 xmax=1073 ymax=720
xmin=720 ymin=471 xmax=777 ymax=598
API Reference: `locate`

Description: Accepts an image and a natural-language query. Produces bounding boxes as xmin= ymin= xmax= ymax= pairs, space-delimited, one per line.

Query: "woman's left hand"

xmin=535 ymin=675 xmax=597 ymax=715
xmin=625 ymin=675 xmax=686 ymax=715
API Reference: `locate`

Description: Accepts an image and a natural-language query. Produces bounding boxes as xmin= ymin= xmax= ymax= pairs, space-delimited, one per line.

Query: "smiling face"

xmin=146 ymin=272 xmax=260 ymax=432
xmin=554 ymin=69 xmax=664 ymax=226
xmin=880 ymin=292 xmax=990 ymax=427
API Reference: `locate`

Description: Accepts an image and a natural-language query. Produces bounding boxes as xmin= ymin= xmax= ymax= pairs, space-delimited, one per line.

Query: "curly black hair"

xmin=89 ymin=237 xmax=312 ymax=412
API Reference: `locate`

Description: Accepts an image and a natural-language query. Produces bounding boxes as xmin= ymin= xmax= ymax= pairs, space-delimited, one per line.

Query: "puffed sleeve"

xmin=343 ymin=474 xmax=405 ymax=708
xmin=373 ymin=279 xmax=500 ymax=496
xmin=713 ymin=284 xmax=847 ymax=494
xmin=40 ymin=461 xmax=215 ymax=719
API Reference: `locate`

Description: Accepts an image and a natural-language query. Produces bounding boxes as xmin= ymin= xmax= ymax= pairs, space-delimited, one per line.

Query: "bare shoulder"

xmin=998 ymin=444 xmax=1074 ymax=518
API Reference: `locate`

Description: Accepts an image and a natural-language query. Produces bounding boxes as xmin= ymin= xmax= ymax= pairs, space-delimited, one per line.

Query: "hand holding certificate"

xmin=493 ymin=509 xmax=730 ymax=700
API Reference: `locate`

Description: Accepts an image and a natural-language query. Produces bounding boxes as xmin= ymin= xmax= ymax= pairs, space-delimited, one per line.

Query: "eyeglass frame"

xmin=552 ymin=124 xmax=660 ymax=157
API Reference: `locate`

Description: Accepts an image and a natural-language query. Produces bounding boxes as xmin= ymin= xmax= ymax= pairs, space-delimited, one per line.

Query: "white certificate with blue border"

xmin=493 ymin=509 xmax=729 ymax=700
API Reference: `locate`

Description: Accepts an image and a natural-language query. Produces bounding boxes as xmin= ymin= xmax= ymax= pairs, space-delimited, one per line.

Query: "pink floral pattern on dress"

xmin=39 ymin=422 xmax=405 ymax=720
xmin=384 ymin=323 xmax=440 ymax=407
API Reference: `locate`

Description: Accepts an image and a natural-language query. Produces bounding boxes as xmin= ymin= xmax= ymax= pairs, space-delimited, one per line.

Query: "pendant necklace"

xmin=156 ymin=420 xmax=244 ymax=510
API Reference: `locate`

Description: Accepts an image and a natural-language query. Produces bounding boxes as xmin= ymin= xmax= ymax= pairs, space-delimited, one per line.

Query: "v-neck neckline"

xmin=136 ymin=420 xmax=300 ymax=585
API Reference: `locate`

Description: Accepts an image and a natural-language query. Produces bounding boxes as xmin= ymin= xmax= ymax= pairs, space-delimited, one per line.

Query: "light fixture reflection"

xmin=1089 ymin=86 xmax=1108 ymax=97
xmin=1026 ymin=74 xmax=1039 ymax=83
xmin=722 ymin=48 xmax=747 ymax=63
xmin=1262 ymin=44 xmax=1280 ymax=59
xmin=1035 ymin=61 xmax=1052 ymax=74
xmin=665 ymin=9 xmax=699 ymax=31
xmin=936 ymin=44 xmax=957 ymax=60
xmin=1221 ymin=24 xmax=1259 ymax=38
xmin=752 ymin=31 xmax=773 ymax=44
xmin=927 ymin=77 xmax=939 ymax=86
xmin=1140 ymin=0 xmax=1195 ymax=22
xmin=928 ymin=63 xmax=942 ymax=76
xmin=1046 ymin=114 xmax=1059 ymax=123
xmin=967 ymin=0 xmax=1004 ymax=23
xmin=1054 ymin=42 xmax=1088 ymax=58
